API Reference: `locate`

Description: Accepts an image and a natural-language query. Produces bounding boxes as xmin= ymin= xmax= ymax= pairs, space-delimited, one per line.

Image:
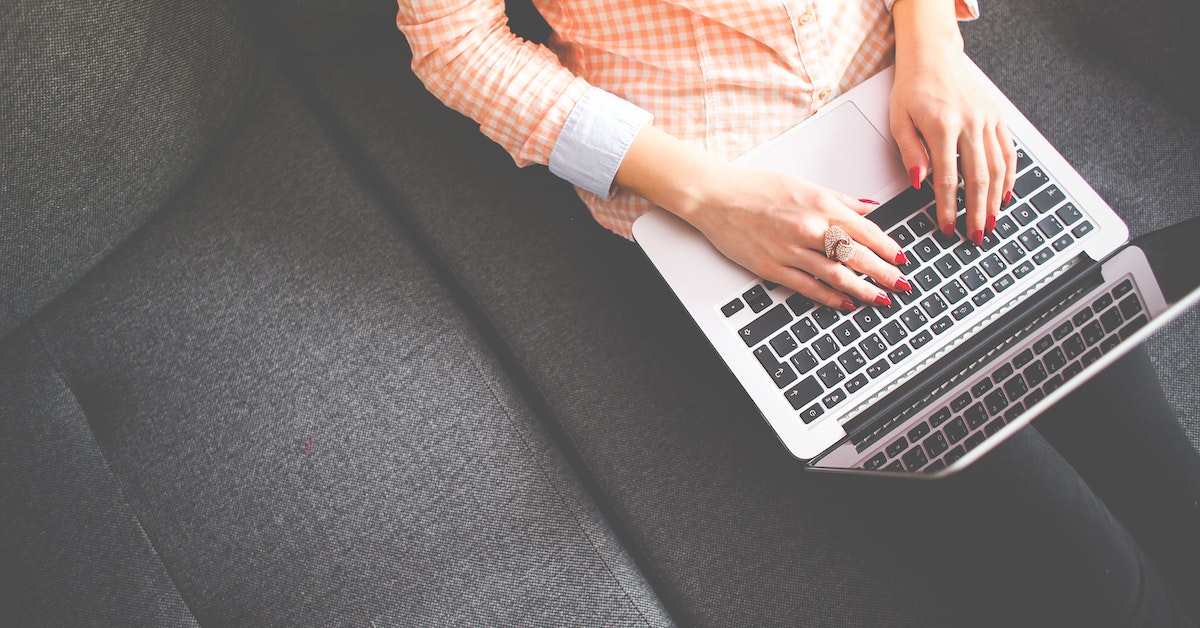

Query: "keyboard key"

xmin=1093 ymin=293 xmax=1114 ymax=314
xmin=951 ymin=302 xmax=974 ymax=321
xmin=1014 ymin=167 xmax=1049 ymax=198
xmin=1024 ymin=361 xmax=1048 ymax=387
xmin=924 ymin=431 xmax=950 ymax=458
xmin=901 ymin=307 xmax=928 ymax=331
xmin=951 ymin=392 xmax=973 ymax=413
xmin=770 ymin=331 xmax=798 ymax=357
xmin=972 ymin=288 xmax=996 ymax=307
xmin=1004 ymin=402 xmax=1026 ymax=422
xmin=1016 ymin=147 xmax=1033 ymax=171
xmin=994 ymin=214 xmax=1020 ymax=240
xmin=979 ymin=231 xmax=1001 ymax=251
xmin=1081 ymin=320 xmax=1105 ymax=346
xmin=743 ymin=285 xmax=772 ymax=313
xmin=823 ymin=388 xmax=847 ymax=409
xmin=763 ymin=281 xmax=780 ymax=290
xmin=818 ymin=363 xmax=846 ymax=387
xmin=860 ymin=334 xmax=888 ymax=360
xmin=915 ymin=267 xmax=942 ymax=291
xmin=934 ymin=223 xmax=959 ymax=249
xmin=1014 ymin=349 xmax=1035 ymax=368
xmin=908 ymin=212 xmax=936 ymax=236
xmin=984 ymin=418 xmax=1006 ymax=437
xmin=913 ymin=238 xmax=940 ymax=262
xmin=1100 ymin=307 xmax=1124 ymax=334
xmin=1043 ymin=373 xmax=1064 ymax=394
xmin=930 ymin=408 xmax=952 ymax=429
xmin=813 ymin=334 xmax=839 ymax=359
xmin=1012 ymin=260 xmax=1035 ymax=279
xmin=1032 ymin=248 xmax=1055 ymax=266
xmin=930 ymin=316 xmax=953 ymax=335
xmin=813 ymin=306 xmax=841 ymax=329
xmin=971 ymin=378 xmax=993 ymax=398
xmin=965 ymin=403 xmax=989 ymax=429
xmin=940 ymin=280 xmax=968 ymax=304
xmin=1119 ymin=315 xmax=1148 ymax=340
xmin=908 ymin=421 xmax=932 ymax=442
xmin=902 ymin=446 xmax=929 ymax=471
xmin=853 ymin=308 xmax=883 ymax=332
xmin=910 ymin=329 xmax=934 ymax=349
xmin=738 ymin=304 xmax=791 ymax=346
xmin=838 ymin=348 xmax=867 ymax=374
xmin=945 ymin=445 xmax=967 ymax=465
xmin=1044 ymin=347 xmax=1067 ymax=373
xmin=1003 ymin=373 xmax=1029 ymax=400
xmin=979 ymin=254 xmax=1006 ymax=278
xmin=1030 ymin=185 xmax=1065 ymax=213
xmin=1113 ymin=279 xmax=1134 ymax=298
xmin=1000 ymin=241 xmax=1026 ymax=264
xmin=790 ymin=348 xmax=819 ymax=374
xmin=800 ymin=403 xmax=825 ymax=423
xmin=1037 ymin=215 xmax=1065 ymax=238
xmin=992 ymin=363 xmax=1014 ymax=383
xmin=1052 ymin=320 xmax=1074 ymax=340
xmin=1056 ymin=203 xmax=1083 ymax=225
xmin=960 ymin=267 xmax=987 ymax=291
xmin=721 ymin=299 xmax=744 ymax=317
xmin=1082 ymin=348 xmax=1102 ymax=366
xmin=879 ymin=321 xmax=908 ymax=346
xmin=945 ymin=417 xmax=970 ymax=444
xmin=921 ymin=293 xmax=948 ymax=318
xmin=1072 ymin=221 xmax=1095 ymax=238
xmin=1012 ymin=203 xmax=1038 ymax=226
xmin=890 ymin=225 xmax=916 ymax=247
xmin=1118 ymin=294 xmax=1143 ymax=319
xmin=1072 ymin=308 xmax=1094 ymax=326
xmin=866 ymin=359 xmax=890 ymax=379
xmin=953 ymin=242 xmax=981 ymax=265
xmin=865 ymin=452 xmax=888 ymax=470
xmin=784 ymin=376 xmax=823 ymax=409
xmin=833 ymin=320 xmax=861 ymax=346
xmin=897 ymin=285 xmax=923 ymax=305
xmin=1052 ymin=234 xmax=1074 ymax=251
xmin=786 ymin=293 xmax=815 ymax=316
xmin=1064 ymin=333 xmax=1086 ymax=359
xmin=754 ymin=346 xmax=798 ymax=388
xmin=992 ymin=274 xmax=1016 ymax=293
xmin=898 ymin=253 xmax=920 ymax=276
xmin=888 ymin=344 xmax=913 ymax=364
xmin=985 ymin=388 xmax=1009 ymax=415
xmin=1100 ymin=336 xmax=1120 ymax=354
xmin=1033 ymin=334 xmax=1054 ymax=354
xmin=791 ymin=317 xmax=819 ymax=342
xmin=964 ymin=432 xmax=986 ymax=451
xmin=886 ymin=437 xmax=909 ymax=459
xmin=844 ymin=373 xmax=869 ymax=394
xmin=934 ymin=254 xmax=962 ymax=278
xmin=1018 ymin=229 xmax=1046 ymax=252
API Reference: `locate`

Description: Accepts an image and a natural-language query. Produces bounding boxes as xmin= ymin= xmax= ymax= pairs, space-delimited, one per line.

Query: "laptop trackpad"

xmin=737 ymin=102 xmax=907 ymax=201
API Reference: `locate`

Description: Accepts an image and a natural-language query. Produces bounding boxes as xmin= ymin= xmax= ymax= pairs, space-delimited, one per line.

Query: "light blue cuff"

xmin=549 ymin=87 xmax=654 ymax=199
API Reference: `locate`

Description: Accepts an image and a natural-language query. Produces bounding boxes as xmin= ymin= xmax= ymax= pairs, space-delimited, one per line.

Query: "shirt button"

xmin=817 ymin=88 xmax=831 ymax=100
xmin=797 ymin=11 xmax=814 ymax=25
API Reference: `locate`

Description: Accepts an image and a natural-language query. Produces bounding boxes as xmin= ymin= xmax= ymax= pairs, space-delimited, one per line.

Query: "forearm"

xmin=891 ymin=0 xmax=964 ymax=66
xmin=613 ymin=125 xmax=726 ymax=222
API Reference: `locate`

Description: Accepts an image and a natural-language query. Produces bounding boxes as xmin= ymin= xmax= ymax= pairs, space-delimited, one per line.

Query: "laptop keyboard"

xmin=720 ymin=143 xmax=1097 ymax=428
xmin=862 ymin=276 xmax=1148 ymax=472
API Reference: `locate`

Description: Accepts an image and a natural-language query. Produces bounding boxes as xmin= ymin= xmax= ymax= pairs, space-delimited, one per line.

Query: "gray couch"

xmin=2 ymin=1 xmax=1197 ymax=626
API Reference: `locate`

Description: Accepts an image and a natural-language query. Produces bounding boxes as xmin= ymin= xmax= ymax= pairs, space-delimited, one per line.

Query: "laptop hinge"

xmin=841 ymin=252 xmax=1103 ymax=452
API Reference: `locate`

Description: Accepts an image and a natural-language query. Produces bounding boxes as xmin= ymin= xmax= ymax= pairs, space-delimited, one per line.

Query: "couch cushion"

xmin=18 ymin=70 xmax=670 ymax=626
xmin=0 ymin=0 xmax=267 ymax=337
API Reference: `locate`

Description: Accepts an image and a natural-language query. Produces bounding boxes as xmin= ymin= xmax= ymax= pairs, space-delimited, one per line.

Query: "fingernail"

xmin=986 ymin=214 xmax=997 ymax=233
xmin=874 ymin=292 xmax=892 ymax=307
xmin=841 ymin=299 xmax=857 ymax=312
xmin=972 ymin=229 xmax=984 ymax=246
xmin=1002 ymin=189 xmax=1013 ymax=206
xmin=859 ymin=198 xmax=880 ymax=205
xmin=941 ymin=223 xmax=955 ymax=238
xmin=894 ymin=277 xmax=912 ymax=292
xmin=895 ymin=251 xmax=909 ymax=265
xmin=909 ymin=166 xmax=923 ymax=190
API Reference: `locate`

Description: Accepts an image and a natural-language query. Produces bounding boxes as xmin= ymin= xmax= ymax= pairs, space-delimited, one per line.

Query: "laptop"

xmin=632 ymin=62 xmax=1200 ymax=477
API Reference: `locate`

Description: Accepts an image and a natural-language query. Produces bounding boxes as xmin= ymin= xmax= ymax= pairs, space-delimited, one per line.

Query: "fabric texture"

xmin=396 ymin=0 xmax=976 ymax=238
xmin=295 ymin=0 xmax=1200 ymax=622
xmin=0 ymin=0 xmax=266 ymax=338
xmin=23 ymin=71 xmax=671 ymax=627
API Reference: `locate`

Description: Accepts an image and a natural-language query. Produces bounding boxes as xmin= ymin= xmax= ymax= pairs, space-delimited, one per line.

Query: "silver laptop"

xmin=632 ymin=62 xmax=1200 ymax=477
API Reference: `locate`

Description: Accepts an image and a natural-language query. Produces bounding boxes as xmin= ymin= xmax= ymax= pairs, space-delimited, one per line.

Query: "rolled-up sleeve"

xmin=885 ymin=0 xmax=980 ymax=20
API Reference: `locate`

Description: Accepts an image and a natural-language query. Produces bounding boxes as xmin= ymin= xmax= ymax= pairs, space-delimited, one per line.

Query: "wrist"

xmin=892 ymin=0 xmax=964 ymax=65
xmin=615 ymin=124 xmax=729 ymax=223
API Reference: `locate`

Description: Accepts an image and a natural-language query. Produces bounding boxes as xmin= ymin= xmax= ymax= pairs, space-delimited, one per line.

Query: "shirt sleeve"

xmin=884 ymin=0 xmax=980 ymax=20
xmin=396 ymin=0 xmax=652 ymax=198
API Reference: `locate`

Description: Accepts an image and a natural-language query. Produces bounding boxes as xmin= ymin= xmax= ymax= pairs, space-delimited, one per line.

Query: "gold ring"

xmin=823 ymin=225 xmax=855 ymax=263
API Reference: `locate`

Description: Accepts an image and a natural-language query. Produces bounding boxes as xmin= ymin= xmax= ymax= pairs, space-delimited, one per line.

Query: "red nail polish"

xmin=895 ymin=251 xmax=909 ymax=265
xmin=941 ymin=223 xmax=955 ymax=238
xmin=841 ymin=299 xmax=857 ymax=312
xmin=874 ymin=292 xmax=892 ymax=307
xmin=986 ymin=214 xmax=997 ymax=233
xmin=859 ymin=198 xmax=880 ymax=205
xmin=1002 ymin=189 xmax=1013 ymax=207
xmin=895 ymin=277 xmax=912 ymax=292
xmin=972 ymin=229 xmax=984 ymax=246
xmin=909 ymin=166 xmax=923 ymax=190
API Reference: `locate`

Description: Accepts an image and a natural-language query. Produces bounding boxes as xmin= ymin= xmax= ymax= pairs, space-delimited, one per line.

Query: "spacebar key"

xmin=738 ymin=304 xmax=792 ymax=346
xmin=866 ymin=185 xmax=936 ymax=231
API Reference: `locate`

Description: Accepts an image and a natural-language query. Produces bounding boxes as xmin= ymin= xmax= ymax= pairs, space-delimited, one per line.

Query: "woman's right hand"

xmin=616 ymin=125 xmax=910 ymax=310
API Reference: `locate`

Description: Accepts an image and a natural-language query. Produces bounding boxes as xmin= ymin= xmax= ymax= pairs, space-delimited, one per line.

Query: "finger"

xmin=958 ymin=122 xmax=990 ymax=246
xmin=792 ymin=248 xmax=892 ymax=308
xmin=839 ymin=210 xmax=908 ymax=270
xmin=769 ymin=265 xmax=855 ymax=311
xmin=996 ymin=125 xmax=1018 ymax=229
xmin=926 ymin=127 xmax=961 ymax=240
xmin=891 ymin=111 xmax=930 ymax=191
xmin=981 ymin=127 xmax=1007 ymax=236
xmin=842 ymin=240 xmax=909 ymax=302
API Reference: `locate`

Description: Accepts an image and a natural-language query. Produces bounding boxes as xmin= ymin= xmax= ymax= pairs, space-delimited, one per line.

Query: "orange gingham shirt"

xmin=397 ymin=0 xmax=978 ymax=238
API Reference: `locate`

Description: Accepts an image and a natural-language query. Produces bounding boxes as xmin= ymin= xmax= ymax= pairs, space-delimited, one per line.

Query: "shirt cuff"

xmin=885 ymin=0 xmax=979 ymax=20
xmin=548 ymin=87 xmax=654 ymax=199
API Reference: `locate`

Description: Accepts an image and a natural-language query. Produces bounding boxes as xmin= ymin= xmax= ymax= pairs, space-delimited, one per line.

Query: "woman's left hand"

xmin=889 ymin=1 xmax=1016 ymax=247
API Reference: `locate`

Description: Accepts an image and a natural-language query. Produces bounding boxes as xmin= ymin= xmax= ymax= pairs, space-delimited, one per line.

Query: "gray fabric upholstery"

xmin=15 ymin=72 xmax=670 ymax=626
xmin=293 ymin=0 xmax=1200 ymax=624
xmin=0 ymin=328 xmax=200 ymax=627
xmin=0 ymin=0 xmax=267 ymax=337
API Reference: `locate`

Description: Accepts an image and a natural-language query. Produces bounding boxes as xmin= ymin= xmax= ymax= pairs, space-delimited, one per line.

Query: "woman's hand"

xmin=616 ymin=125 xmax=909 ymax=310
xmin=890 ymin=0 xmax=1016 ymax=246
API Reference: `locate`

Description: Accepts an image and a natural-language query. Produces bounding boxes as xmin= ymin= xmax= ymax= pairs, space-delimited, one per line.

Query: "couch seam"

xmin=459 ymin=345 xmax=657 ymax=627
xmin=29 ymin=323 xmax=204 ymax=628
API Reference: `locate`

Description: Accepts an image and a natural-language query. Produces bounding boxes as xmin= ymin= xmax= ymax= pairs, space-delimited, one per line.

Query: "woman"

xmin=396 ymin=1 xmax=1200 ymax=624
